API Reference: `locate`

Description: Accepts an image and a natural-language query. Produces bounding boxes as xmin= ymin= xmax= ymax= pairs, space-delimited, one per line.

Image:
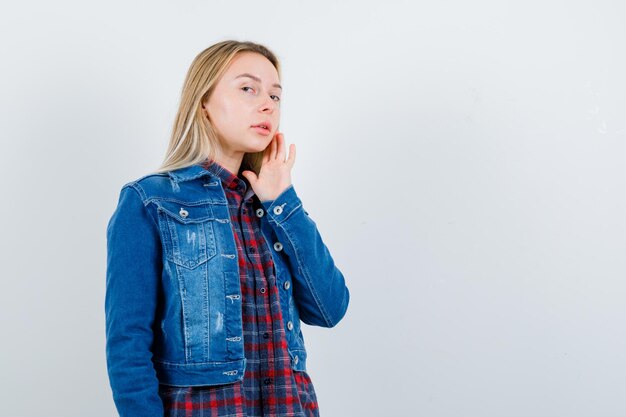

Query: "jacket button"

xmin=287 ymin=321 xmax=293 ymax=331
xmin=256 ymin=208 xmax=264 ymax=217
xmin=294 ymin=355 xmax=299 ymax=365
xmin=273 ymin=242 xmax=283 ymax=252
xmin=283 ymin=281 xmax=290 ymax=290
xmin=273 ymin=206 xmax=283 ymax=215
xmin=179 ymin=208 xmax=188 ymax=218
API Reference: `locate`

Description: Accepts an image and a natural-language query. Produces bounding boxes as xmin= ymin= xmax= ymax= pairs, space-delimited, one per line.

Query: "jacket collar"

xmin=166 ymin=161 xmax=256 ymax=201
xmin=167 ymin=163 xmax=215 ymax=183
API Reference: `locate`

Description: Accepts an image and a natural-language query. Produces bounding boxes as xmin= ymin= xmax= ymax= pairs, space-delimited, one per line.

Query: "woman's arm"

xmin=261 ymin=184 xmax=350 ymax=328
xmin=104 ymin=184 xmax=164 ymax=417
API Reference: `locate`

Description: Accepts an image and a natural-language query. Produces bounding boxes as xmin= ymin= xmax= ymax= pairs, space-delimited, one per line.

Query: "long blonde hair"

xmin=153 ymin=40 xmax=281 ymax=175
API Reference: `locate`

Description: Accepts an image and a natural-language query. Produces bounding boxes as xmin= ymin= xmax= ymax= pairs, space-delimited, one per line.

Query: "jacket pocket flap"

xmin=156 ymin=200 xmax=215 ymax=224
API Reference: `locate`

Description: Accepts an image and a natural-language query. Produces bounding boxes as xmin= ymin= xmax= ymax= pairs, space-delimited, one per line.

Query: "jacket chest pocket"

xmin=156 ymin=201 xmax=217 ymax=268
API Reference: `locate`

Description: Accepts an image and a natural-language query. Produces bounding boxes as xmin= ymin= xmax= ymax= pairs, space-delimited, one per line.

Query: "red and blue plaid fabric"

xmin=158 ymin=159 xmax=320 ymax=417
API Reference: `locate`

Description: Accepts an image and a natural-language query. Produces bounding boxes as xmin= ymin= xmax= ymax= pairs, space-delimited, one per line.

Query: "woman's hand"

xmin=241 ymin=132 xmax=296 ymax=202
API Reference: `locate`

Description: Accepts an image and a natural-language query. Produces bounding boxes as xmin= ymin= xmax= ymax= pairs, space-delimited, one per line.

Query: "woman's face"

xmin=203 ymin=52 xmax=282 ymax=156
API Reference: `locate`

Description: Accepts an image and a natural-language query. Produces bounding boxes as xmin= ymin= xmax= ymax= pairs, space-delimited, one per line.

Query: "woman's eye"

xmin=242 ymin=87 xmax=280 ymax=102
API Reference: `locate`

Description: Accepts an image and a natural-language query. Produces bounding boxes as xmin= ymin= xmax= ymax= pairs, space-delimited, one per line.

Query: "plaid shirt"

xmin=158 ymin=159 xmax=320 ymax=417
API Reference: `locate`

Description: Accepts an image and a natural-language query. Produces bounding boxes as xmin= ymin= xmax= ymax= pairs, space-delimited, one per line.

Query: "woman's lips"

xmin=251 ymin=126 xmax=271 ymax=136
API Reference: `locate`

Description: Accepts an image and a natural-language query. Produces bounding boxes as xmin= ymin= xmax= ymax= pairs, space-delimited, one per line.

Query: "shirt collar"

xmin=201 ymin=158 xmax=255 ymax=200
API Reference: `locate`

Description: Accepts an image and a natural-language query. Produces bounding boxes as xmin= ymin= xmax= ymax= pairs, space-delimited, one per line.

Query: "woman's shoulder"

xmin=117 ymin=163 xmax=215 ymax=203
xmin=124 ymin=163 xmax=209 ymax=188
xmin=118 ymin=170 xmax=172 ymax=201
xmin=124 ymin=170 xmax=170 ymax=187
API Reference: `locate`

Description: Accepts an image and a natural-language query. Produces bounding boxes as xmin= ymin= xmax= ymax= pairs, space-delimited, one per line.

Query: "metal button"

xmin=273 ymin=242 xmax=283 ymax=252
xmin=273 ymin=206 xmax=283 ymax=215
xmin=287 ymin=321 xmax=293 ymax=331
xmin=256 ymin=208 xmax=264 ymax=217
xmin=179 ymin=208 xmax=188 ymax=218
xmin=294 ymin=355 xmax=299 ymax=365
xmin=260 ymin=287 xmax=266 ymax=294
xmin=283 ymin=281 xmax=290 ymax=290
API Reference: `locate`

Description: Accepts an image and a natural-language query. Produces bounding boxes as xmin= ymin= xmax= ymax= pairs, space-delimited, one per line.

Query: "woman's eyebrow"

xmin=234 ymin=73 xmax=282 ymax=90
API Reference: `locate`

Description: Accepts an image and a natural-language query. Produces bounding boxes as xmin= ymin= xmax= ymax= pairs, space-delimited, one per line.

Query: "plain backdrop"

xmin=1 ymin=1 xmax=625 ymax=416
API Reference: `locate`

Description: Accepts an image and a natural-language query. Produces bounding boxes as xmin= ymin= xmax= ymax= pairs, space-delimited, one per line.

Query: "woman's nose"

xmin=259 ymin=96 xmax=277 ymax=112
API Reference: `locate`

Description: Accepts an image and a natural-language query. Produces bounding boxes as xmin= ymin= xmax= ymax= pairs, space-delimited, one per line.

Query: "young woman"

xmin=105 ymin=40 xmax=350 ymax=417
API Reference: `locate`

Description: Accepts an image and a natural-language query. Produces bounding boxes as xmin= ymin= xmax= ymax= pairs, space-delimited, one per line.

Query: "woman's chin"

xmin=245 ymin=136 xmax=272 ymax=152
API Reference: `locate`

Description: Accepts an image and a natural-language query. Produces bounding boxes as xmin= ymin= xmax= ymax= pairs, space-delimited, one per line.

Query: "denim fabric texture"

xmin=105 ymin=161 xmax=350 ymax=417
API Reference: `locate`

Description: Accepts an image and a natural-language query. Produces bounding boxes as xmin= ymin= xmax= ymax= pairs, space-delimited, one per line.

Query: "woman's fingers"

xmin=287 ymin=143 xmax=296 ymax=167
xmin=263 ymin=138 xmax=271 ymax=163
xmin=276 ymin=133 xmax=285 ymax=161
xmin=269 ymin=133 xmax=277 ymax=160
xmin=263 ymin=132 xmax=294 ymax=167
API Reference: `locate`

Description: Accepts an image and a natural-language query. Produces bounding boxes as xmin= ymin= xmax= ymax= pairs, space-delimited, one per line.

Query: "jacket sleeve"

xmin=261 ymin=184 xmax=350 ymax=328
xmin=104 ymin=184 xmax=164 ymax=417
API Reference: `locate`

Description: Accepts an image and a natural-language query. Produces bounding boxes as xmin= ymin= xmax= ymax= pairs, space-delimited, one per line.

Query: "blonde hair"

xmin=153 ymin=40 xmax=281 ymax=175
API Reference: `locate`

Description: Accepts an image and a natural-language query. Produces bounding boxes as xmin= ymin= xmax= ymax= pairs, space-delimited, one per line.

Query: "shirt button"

xmin=263 ymin=332 xmax=270 ymax=339
xmin=273 ymin=206 xmax=283 ymax=215
xmin=264 ymin=378 xmax=272 ymax=385
xmin=260 ymin=287 xmax=266 ymax=294
xmin=287 ymin=321 xmax=293 ymax=331
xmin=246 ymin=198 xmax=253 ymax=204
xmin=256 ymin=208 xmax=264 ymax=217
xmin=249 ymin=247 xmax=256 ymax=253
xmin=283 ymin=281 xmax=291 ymax=290
xmin=273 ymin=242 xmax=283 ymax=252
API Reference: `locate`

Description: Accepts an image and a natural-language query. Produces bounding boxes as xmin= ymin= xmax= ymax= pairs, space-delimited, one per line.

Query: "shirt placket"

xmin=239 ymin=192 xmax=279 ymax=416
xmin=203 ymin=160 xmax=316 ymax=416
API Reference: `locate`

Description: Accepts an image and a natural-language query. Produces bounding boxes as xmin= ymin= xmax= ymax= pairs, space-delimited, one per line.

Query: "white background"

xmin=1 ymin=1 xmax=625 ymax=416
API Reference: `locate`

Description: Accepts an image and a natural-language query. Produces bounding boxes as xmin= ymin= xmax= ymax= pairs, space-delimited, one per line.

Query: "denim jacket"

xmin=105 ymin=163 xmax=350 ymax=417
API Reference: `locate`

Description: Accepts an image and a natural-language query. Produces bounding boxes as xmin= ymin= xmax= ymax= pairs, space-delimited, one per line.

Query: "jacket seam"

xmin=125 ymin=182 xmax=160 ymax=229
xmin=154 ymin=358 xmax=244 ymax=366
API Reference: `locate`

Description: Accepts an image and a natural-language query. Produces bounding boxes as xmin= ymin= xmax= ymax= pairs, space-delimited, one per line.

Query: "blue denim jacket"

xmin=105 ymin=163 xmax=350 ymax=417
